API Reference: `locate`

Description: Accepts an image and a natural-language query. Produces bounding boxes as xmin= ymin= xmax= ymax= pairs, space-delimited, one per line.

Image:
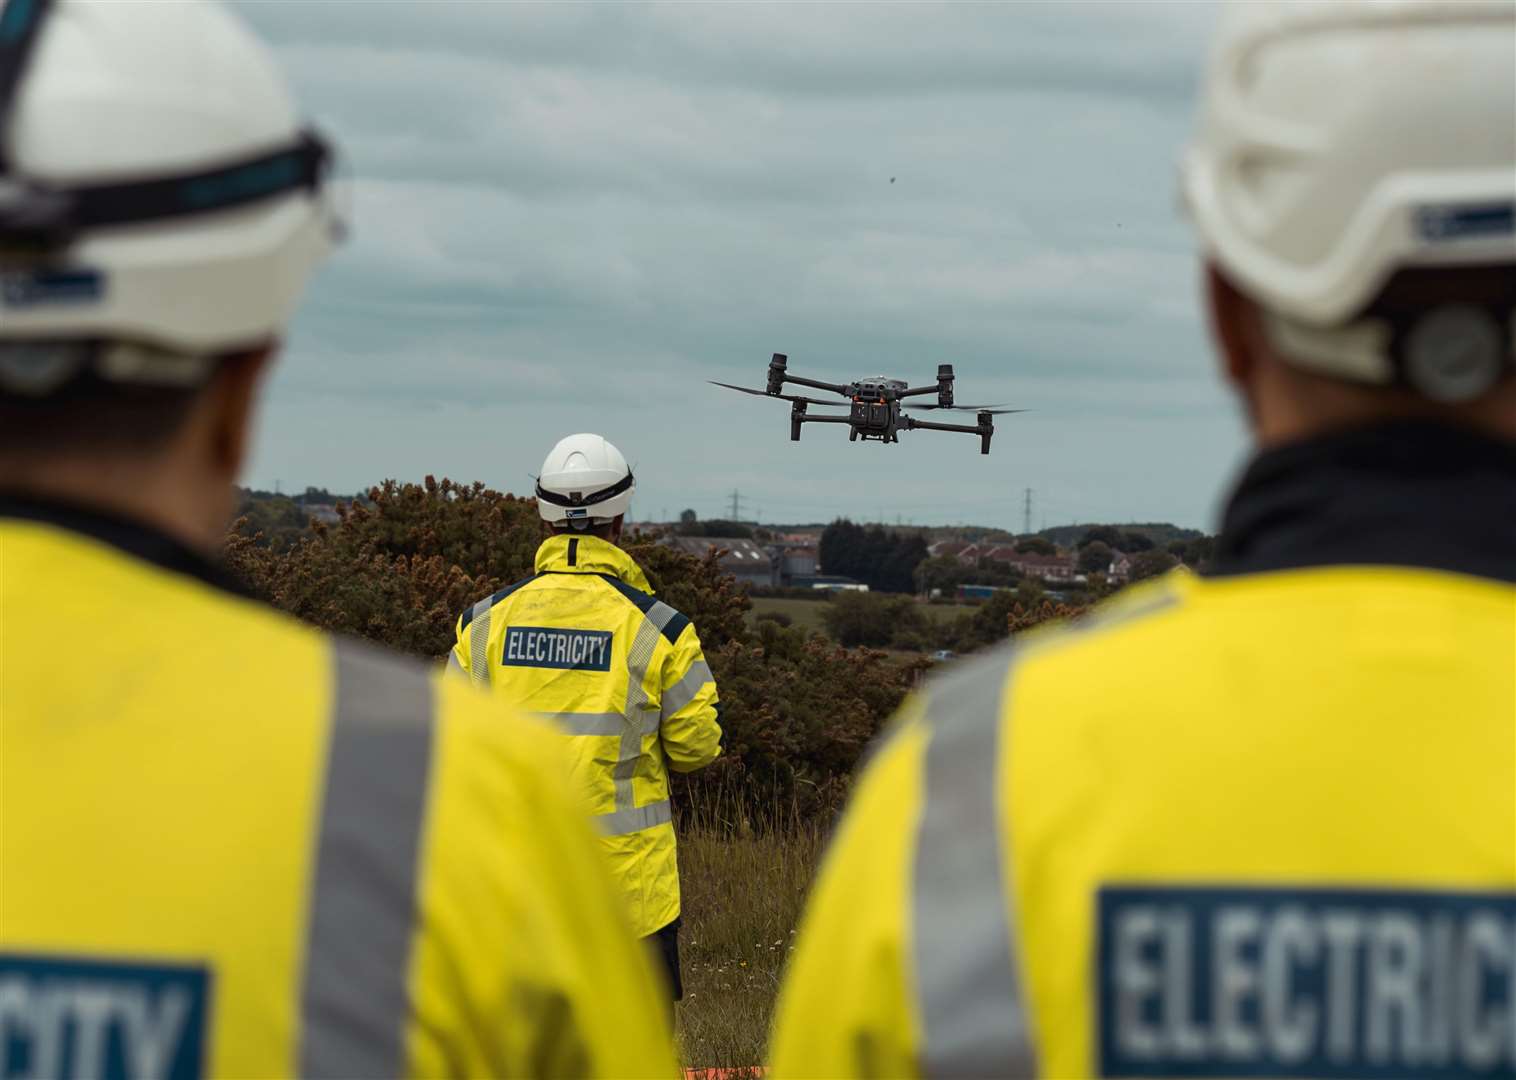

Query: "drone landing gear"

xmin=791 ymin=400 xmax=805 ymax=441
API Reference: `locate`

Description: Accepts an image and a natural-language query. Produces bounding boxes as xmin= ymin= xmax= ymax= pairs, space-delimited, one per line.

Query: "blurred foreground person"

xmin=0 ymin=2 xmax=675 ymax=1076
xmin=449 ymin=434 xmax=722 ymax=1001
xmin=773 ymin=3 xmax=1515 ymax=1077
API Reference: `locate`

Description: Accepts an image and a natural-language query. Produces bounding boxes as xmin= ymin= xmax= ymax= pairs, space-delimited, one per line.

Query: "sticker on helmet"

xmin=0 ymin=269 xmax=104 ymax=308
xmin=1416 ymin=202 xmax=1515 ymax=243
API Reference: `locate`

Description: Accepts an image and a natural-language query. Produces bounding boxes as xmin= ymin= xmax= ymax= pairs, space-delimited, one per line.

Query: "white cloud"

xmin=238 ymin=0 xmax=1243 ymax=530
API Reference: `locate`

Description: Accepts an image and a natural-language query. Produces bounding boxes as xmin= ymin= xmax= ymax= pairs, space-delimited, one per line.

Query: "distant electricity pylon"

xmin=1023 ymin=488 xmax=1034 ymax=535
xmin=729 ymin=489 xmax=744 ymax=521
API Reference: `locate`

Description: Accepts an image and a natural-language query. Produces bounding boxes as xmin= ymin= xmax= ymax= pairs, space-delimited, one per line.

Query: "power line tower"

xmin=729 ymin=489 xmax=743 ymax=522
xmin=1022 ymin=488 xmax=1034 ymax=535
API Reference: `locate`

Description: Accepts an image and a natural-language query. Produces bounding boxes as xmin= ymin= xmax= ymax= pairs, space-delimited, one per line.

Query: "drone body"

xmin=712 ymin=353 xmax=1024 ymax=454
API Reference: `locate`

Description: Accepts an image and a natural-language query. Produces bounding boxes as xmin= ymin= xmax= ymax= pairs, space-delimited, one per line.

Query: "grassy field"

xmin=747 ymin=594 xmax=970 ymax=636
xmin=674 ymin=809 xmax=827 ymax=1073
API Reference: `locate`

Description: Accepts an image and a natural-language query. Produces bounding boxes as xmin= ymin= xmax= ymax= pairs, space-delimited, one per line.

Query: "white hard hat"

xmin=536 ymin=433 xmax=635 ymax=529
xmin=0 ymin=0 xmax=342 ymax=392
xmin=1182 ymin=1 xmax=1516 ymax=398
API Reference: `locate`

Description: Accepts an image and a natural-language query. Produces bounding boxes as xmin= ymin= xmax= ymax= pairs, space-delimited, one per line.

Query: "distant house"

xmin=958 ymin=543 xmax=986 ymax=566
xmin=928 ymin=540 xmax=974 ymax=562
xmin=663 ymin=536 xmax=777 ymax=588
xmin=983 ymin=547 xmax=1078 ymax=583
xmin=1107 ymin=552 xmax=1134 ymax=583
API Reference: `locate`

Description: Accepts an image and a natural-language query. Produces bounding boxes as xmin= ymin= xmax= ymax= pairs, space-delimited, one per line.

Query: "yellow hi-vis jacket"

xmin=772 ymin=423 xmax=1516 ymax=1080
xmin=0 ymin=497 xmax=675 ymax=1080
xmin=449 ymin=534 xmax=722 ymax=938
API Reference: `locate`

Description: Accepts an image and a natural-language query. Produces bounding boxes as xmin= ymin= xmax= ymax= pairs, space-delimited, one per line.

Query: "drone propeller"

xmin=904 ymin=403 xmax=1029 ymax=416
xmin=709 ymin=381 xmax=842 ymax=407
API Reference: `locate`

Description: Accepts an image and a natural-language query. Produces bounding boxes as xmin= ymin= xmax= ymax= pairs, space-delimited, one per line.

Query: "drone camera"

xmin=937 ymin=363 xmax=954 ymax=408
xmin=768 ymin=353 xmax=788 ymax=395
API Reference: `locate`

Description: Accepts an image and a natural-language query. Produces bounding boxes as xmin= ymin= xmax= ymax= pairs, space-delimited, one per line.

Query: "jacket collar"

xmin=1208 ymin=420 xmax=1516 ymax=584
xmin=0 ymin=491 xmax=248 ymax=596
xmin=535 ymin=533 xmax=655 ymax=592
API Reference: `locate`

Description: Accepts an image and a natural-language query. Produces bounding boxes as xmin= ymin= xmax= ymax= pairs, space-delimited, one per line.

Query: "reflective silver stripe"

xmin=531 ymin=710 xmax=626 ymax=736
xmin=468 ymin=595 xmax=493 ymax=688
xmin=660 ymin=659 xmax=712 ymax=719
xmin=912 ymin=647 xmax=1036 ymax=1078
xmin=615 ymin=601 xmax=678 ymax=811
xmin=300 ymin=638 xmax=434 ymax=1079
xmin=596 ymin=798 xmax=672 ymax=836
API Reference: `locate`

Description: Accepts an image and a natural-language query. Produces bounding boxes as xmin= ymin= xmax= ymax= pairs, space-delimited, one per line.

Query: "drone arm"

xmin=903 ymin=413 xmax=994 ymax=454
xmin=902 ymin=417 xmax=980 ymax=435
xmin=782 ymin=373 xmax=851 ymax=396
xmin=794 ymin=413 xmax=854 ymax=424
xmin=898 ymin=384 xmax=941 ymax=399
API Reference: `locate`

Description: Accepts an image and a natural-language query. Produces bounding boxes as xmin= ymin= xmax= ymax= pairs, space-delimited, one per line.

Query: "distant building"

xmin=770 ymin=534 xmax=819 ymax=584
xmin=961 ymin=544 xmax=989 ymax=565
xmin=982 ymin=548 xmax=1078 ymax=583
xmin=662 ymin=535 xmax=777 ymax=588
xmin=928 ymin=540 xmax=975 ymax=562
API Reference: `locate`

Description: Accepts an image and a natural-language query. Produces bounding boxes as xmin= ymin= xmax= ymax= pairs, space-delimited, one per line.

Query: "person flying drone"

xmin=448 ymin=433 xmax=723 ymax=1003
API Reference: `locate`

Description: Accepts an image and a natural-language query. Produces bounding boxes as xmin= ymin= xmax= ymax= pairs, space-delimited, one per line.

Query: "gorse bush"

xmin=225 ymin=477 xmax=921 ymax=822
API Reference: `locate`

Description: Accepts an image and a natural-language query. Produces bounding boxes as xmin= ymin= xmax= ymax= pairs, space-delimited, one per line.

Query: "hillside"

xmin=1036 ymin=521 xmax=1203 ymax=548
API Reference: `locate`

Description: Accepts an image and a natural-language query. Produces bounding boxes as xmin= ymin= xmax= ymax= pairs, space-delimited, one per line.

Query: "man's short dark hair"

xmin=0 ymin=347 xmax=262 ymax=461
xmin=0 ymin=374 xmax=204 ymax=459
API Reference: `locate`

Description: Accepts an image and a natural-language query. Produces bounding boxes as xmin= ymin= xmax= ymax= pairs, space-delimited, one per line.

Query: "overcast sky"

xmin=235 ymin=1 xmax=1247 ymax=532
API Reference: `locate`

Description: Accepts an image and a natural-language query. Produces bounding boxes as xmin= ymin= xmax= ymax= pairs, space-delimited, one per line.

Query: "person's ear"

xmin=610 ymin=515 xmax=625 ymax=543
xmin=207 ymin=347 xmax=274 ymax=482
xmin=1205 ymin=263 xmax=1256 ymax=390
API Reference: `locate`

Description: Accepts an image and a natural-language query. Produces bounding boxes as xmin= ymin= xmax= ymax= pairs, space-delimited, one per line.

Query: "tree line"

xmin=225 ymin=479 xmax=924 ymax=823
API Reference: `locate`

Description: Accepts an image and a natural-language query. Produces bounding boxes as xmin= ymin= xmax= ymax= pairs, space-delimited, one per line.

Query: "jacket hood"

xmin=535 ymin=533 xmax=655 ymax=593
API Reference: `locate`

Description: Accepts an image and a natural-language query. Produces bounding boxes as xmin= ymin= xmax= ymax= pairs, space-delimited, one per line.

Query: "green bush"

xmin=226 ymin=477 xmax=918 ymax=823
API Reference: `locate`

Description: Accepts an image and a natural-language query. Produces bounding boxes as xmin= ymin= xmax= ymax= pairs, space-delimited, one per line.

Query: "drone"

xmin=711 ymin=353 xmax=1024 ymax=454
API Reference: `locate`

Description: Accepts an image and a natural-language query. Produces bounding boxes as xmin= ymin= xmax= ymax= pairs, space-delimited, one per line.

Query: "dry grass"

xmin=674 ymin=801 xmax=828 ymax=1074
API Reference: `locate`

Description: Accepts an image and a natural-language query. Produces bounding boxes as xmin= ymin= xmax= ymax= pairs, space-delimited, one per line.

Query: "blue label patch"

xmin=0 ymin=953 xmax=210 ymax=1080
xmin=502 ymin=626 xmax=613 ymax=671
xmin=1416 ymin=201 xmax=1515 ymax=243
xmin=0 ymin=269 xmax=104 ymax=309
xmin=1097 ymin=886 xmax=1516 ymax=1078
